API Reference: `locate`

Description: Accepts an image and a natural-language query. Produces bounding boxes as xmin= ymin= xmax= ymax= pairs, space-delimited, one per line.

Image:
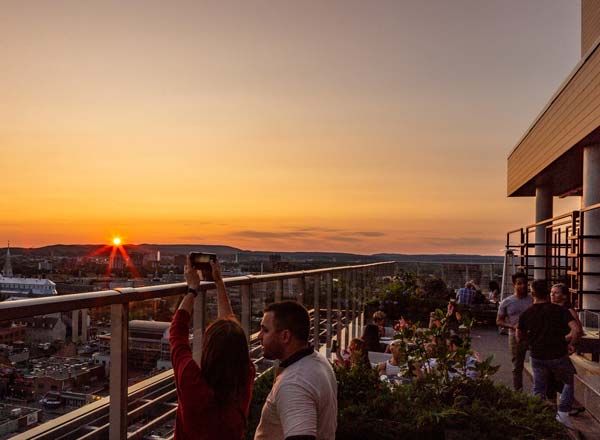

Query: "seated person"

xmin=334 ymin=338 xmax=370 ymax=369
xmin=372 ymin=310 xmax=395 ymax=337
xmin=362 ymin=324 xmax=385 ymax=353
xmin=414 ymin=337 xmax=479 ymax=380
xmin=377 ymin=340 xmax=405 ymax=378
xmin=393 ymin=316 xmax=411 ymax=332
xmin=488 ymin=280 xmax=500 ymax=304
xmin=456 ymin=281 xmax=476 ymax=305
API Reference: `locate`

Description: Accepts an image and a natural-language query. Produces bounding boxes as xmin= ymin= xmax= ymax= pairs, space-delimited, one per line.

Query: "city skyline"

xmin=1 ymin=0 xmax=583 ymax=254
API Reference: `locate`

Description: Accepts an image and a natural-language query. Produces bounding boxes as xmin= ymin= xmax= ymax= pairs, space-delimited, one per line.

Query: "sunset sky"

xmin=0 ymin=0 xmax=583 ymax=255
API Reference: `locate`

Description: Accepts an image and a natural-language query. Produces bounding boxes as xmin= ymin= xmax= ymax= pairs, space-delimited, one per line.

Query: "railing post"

xmin=192 ymin=291 xmax=206 ymax=362
xmin=343 ymin=272 xmax=350 ymax=347
xmin=351 ymin=270 xmax=357 ymax=338
xmin=297 ymin=276 xmax=305 ymax=305
xmin=275 ymin=279 xmax=284 ymax=302
xmin=360 ymin=268 xmax=366 ymax=332
xmin=241 ymin=284 xmax=252 ymax=342
xmin=81 ymin=308 xmax=88 ymax=343
xmin=314 ymin=275 xmax=320 ymax=350
xmin=325 ymin=273 xmax=333 ymax=357
xmin=336 ymin=272 xmax=342 ymax=350
xmin=72 ymin=310 xmax=80 ymax=344
xmin=109 ymin=302 xmax=129 ymax=440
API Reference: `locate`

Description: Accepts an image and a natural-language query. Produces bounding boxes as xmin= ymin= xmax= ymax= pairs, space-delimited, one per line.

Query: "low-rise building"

xmin=12 ymin=316 xmax=67 ymax=345
xmin=0 ymin=404 xmax=41 ymax=438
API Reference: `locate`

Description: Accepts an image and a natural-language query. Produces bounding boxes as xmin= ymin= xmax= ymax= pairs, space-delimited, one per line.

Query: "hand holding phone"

xmin=189 ymin=252 xmax=218 ymax=281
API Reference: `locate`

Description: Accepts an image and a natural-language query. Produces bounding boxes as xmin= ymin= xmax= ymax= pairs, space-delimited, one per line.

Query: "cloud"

xmin=293 ymin=227 xmax=342 ymax=233
xmin=326 ymin=235 xmax=361 ymax=242
xmin=352 ymin=231 xmax=385 ymax=237
xmin=233 ymin=230 xmax=311 ymax=239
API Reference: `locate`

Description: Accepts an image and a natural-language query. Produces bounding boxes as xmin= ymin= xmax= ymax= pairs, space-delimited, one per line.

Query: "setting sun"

xmin=112 ymin=237 xmax=121 ymax=246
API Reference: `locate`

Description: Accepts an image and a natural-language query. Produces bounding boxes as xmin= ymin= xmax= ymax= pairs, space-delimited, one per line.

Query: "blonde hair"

xmin=372 ymin=311 xmax=386 ymax=321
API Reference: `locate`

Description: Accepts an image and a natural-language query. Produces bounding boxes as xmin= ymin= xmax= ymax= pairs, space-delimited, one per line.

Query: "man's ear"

xmin=280 ymin=329 xmax=292 ymax=344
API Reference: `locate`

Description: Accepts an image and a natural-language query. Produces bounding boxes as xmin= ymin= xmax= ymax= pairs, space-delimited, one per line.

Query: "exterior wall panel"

xmin=507 ymin=42 xmax=600 ymax=196
xmin=583 ymin=0 xmax=600 ymax=56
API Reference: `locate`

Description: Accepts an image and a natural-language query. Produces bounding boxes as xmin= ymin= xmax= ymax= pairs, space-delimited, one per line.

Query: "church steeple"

xmin=3 ymin=241 xmax=13 ymax=277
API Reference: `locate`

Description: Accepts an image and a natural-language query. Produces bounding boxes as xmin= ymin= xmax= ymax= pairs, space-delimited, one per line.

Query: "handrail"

xmin=522 ymin=210 xmax=576 ymax=230
xmin=0 ymin=261 xmax=392 ymax=321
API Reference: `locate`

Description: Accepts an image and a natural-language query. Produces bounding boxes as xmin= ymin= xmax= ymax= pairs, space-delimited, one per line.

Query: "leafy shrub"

xmin=245 ymin=369 xmax=274 ymax=440
xmin=335 ymin=311 xmax=566 ymax=439
xmin=366 ymin=273 xmax=449 ymax=323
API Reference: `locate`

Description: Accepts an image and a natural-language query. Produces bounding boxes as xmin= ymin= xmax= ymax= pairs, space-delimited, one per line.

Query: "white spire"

xmin=3 ymin=241 xmax=13 ymax=277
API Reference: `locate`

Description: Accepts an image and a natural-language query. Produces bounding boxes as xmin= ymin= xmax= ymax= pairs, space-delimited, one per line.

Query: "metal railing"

xmin=505 ymin=202 xmax=600 ymax=309
xmin=1 ymin=261 xmax=396 ymax=439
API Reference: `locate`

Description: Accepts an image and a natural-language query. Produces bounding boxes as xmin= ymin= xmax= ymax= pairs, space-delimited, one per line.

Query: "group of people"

xmin=168 ymin=258 xmax=583 ymax=438
xmin=169 ymin=257 xmax=337 ymax=440
xmin=496 ymin=272 xmax=583 ymax=428
xmin=333 ymin=309 xmax=478 ymax=384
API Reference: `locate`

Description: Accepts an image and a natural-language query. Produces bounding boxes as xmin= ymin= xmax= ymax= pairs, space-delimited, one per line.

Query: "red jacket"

xmin=169 ymin=310 xmax=255 ymax=440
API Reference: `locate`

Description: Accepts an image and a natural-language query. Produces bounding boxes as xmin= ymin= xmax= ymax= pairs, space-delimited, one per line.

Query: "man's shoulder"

xmin=519 ymin=305 xmax=535 ymax=319
xmin=283 ymin=353 xmax=334 ymax=381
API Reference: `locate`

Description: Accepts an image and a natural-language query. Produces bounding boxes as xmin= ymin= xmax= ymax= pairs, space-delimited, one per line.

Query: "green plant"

xmin=334 ymin=310 xmax=566 ymax=439
xmin=244 ymin=369 xmax=274 ymax=440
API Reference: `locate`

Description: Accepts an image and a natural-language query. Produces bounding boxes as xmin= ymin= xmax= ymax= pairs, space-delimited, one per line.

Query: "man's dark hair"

xmin=264 ymin=300 xmax=310 ymax=342
xmin=530 ymin=279 xmax=548 ymax=298
xmin=511 ymin=272 xmax=528 ymax=284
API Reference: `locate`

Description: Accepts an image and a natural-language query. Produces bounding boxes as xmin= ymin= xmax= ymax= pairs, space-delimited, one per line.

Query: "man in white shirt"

xmin=255 ymin=301 xmax=337 ymax=440
xmin=496 ymin=272 xmax=533 ymax=391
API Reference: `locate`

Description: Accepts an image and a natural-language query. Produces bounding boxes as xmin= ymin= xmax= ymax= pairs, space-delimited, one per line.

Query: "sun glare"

xmin=112 ymin=237 xmax=121 ymax=246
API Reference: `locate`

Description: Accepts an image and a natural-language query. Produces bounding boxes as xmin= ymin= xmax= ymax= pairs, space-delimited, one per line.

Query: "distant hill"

xmin=1 ymin=244 xmax=503 ymax=263
xmin=373 ymin=254 xmax=503 ymax=263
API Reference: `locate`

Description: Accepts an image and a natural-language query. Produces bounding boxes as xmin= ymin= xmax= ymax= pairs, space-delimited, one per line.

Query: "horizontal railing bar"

xmin=127 ymin=407 xmax=177 ymax=440
xmin=0 ymin=262 xmax=394 ymax=321
xmin=523 ymin=211 xmax=577 ymax=230
xmin=580 ymin=202 xmax=600 ymax=214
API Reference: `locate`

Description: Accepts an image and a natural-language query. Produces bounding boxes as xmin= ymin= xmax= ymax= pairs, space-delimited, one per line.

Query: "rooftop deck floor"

xmin=471 ymin=326 xmax=600 ymax=439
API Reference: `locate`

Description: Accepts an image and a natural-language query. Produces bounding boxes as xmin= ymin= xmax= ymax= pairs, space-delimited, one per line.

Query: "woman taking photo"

xmin=169 ymin=257 xmax=254 ymax=440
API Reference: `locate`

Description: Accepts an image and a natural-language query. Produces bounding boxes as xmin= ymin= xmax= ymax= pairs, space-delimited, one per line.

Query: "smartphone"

xmin=189 ymin=252 xmax=217 ymax=281
xmin=331 ymin=340 xmax=338 ymax=352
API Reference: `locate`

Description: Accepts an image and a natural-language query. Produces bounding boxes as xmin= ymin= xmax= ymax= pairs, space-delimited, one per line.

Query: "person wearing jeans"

xmin=517 ymin=279 xmax=581 ymax=429
xmin=531 ymin=355 xmax=576 ymax=413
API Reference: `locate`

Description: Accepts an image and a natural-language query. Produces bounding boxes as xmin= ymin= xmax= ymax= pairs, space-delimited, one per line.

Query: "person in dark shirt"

xmin=169 ymin=257 xmax=255 ymax=440
xmin=362 ymin=323 xmax=385 ymax=353
xmin=516 ymin=279 xmax=581 ymax=429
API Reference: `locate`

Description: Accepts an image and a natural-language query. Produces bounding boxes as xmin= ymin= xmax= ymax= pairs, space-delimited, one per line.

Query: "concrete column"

xmin=535 ymin=184 xmax=553 ymax=280
xmin=582 ymin=144 xmax=600 ymax=309
xmin=81 ymin=309 xmax=88 ymax=343
xmin=72 ymin=310 xmax=79 ymax=344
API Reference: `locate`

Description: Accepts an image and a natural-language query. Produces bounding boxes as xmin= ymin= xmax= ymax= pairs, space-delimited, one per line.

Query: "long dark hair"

xmin=200 ymin=318 xmax=252 ymax=406
xmin=362 ymin=324 xmax=381 ymax=352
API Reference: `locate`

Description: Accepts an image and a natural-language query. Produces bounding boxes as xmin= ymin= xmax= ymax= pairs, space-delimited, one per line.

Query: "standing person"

xmin=549 ymin=283 xmax=585 ymax=415
xmin=255 ymin=301 xmax=337 ymax=440
xmin=169 ymin=257 xmax=254 ymax=440
xmin=551 ymin=283 xmax=583 ymax=332
xmin=496 ymin=272 xmax=533 ymax=391
xmin=517 ymin=280 xmax=582 ymax=428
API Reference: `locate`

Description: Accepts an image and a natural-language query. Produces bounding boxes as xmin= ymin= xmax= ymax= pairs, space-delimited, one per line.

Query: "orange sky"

xmin=0 ymin=0 xmax=583 ymax=254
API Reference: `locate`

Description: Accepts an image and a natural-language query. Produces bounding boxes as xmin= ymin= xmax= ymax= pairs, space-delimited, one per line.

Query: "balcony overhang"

xmin=507 ymin=36 xmax=600 ymax=197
